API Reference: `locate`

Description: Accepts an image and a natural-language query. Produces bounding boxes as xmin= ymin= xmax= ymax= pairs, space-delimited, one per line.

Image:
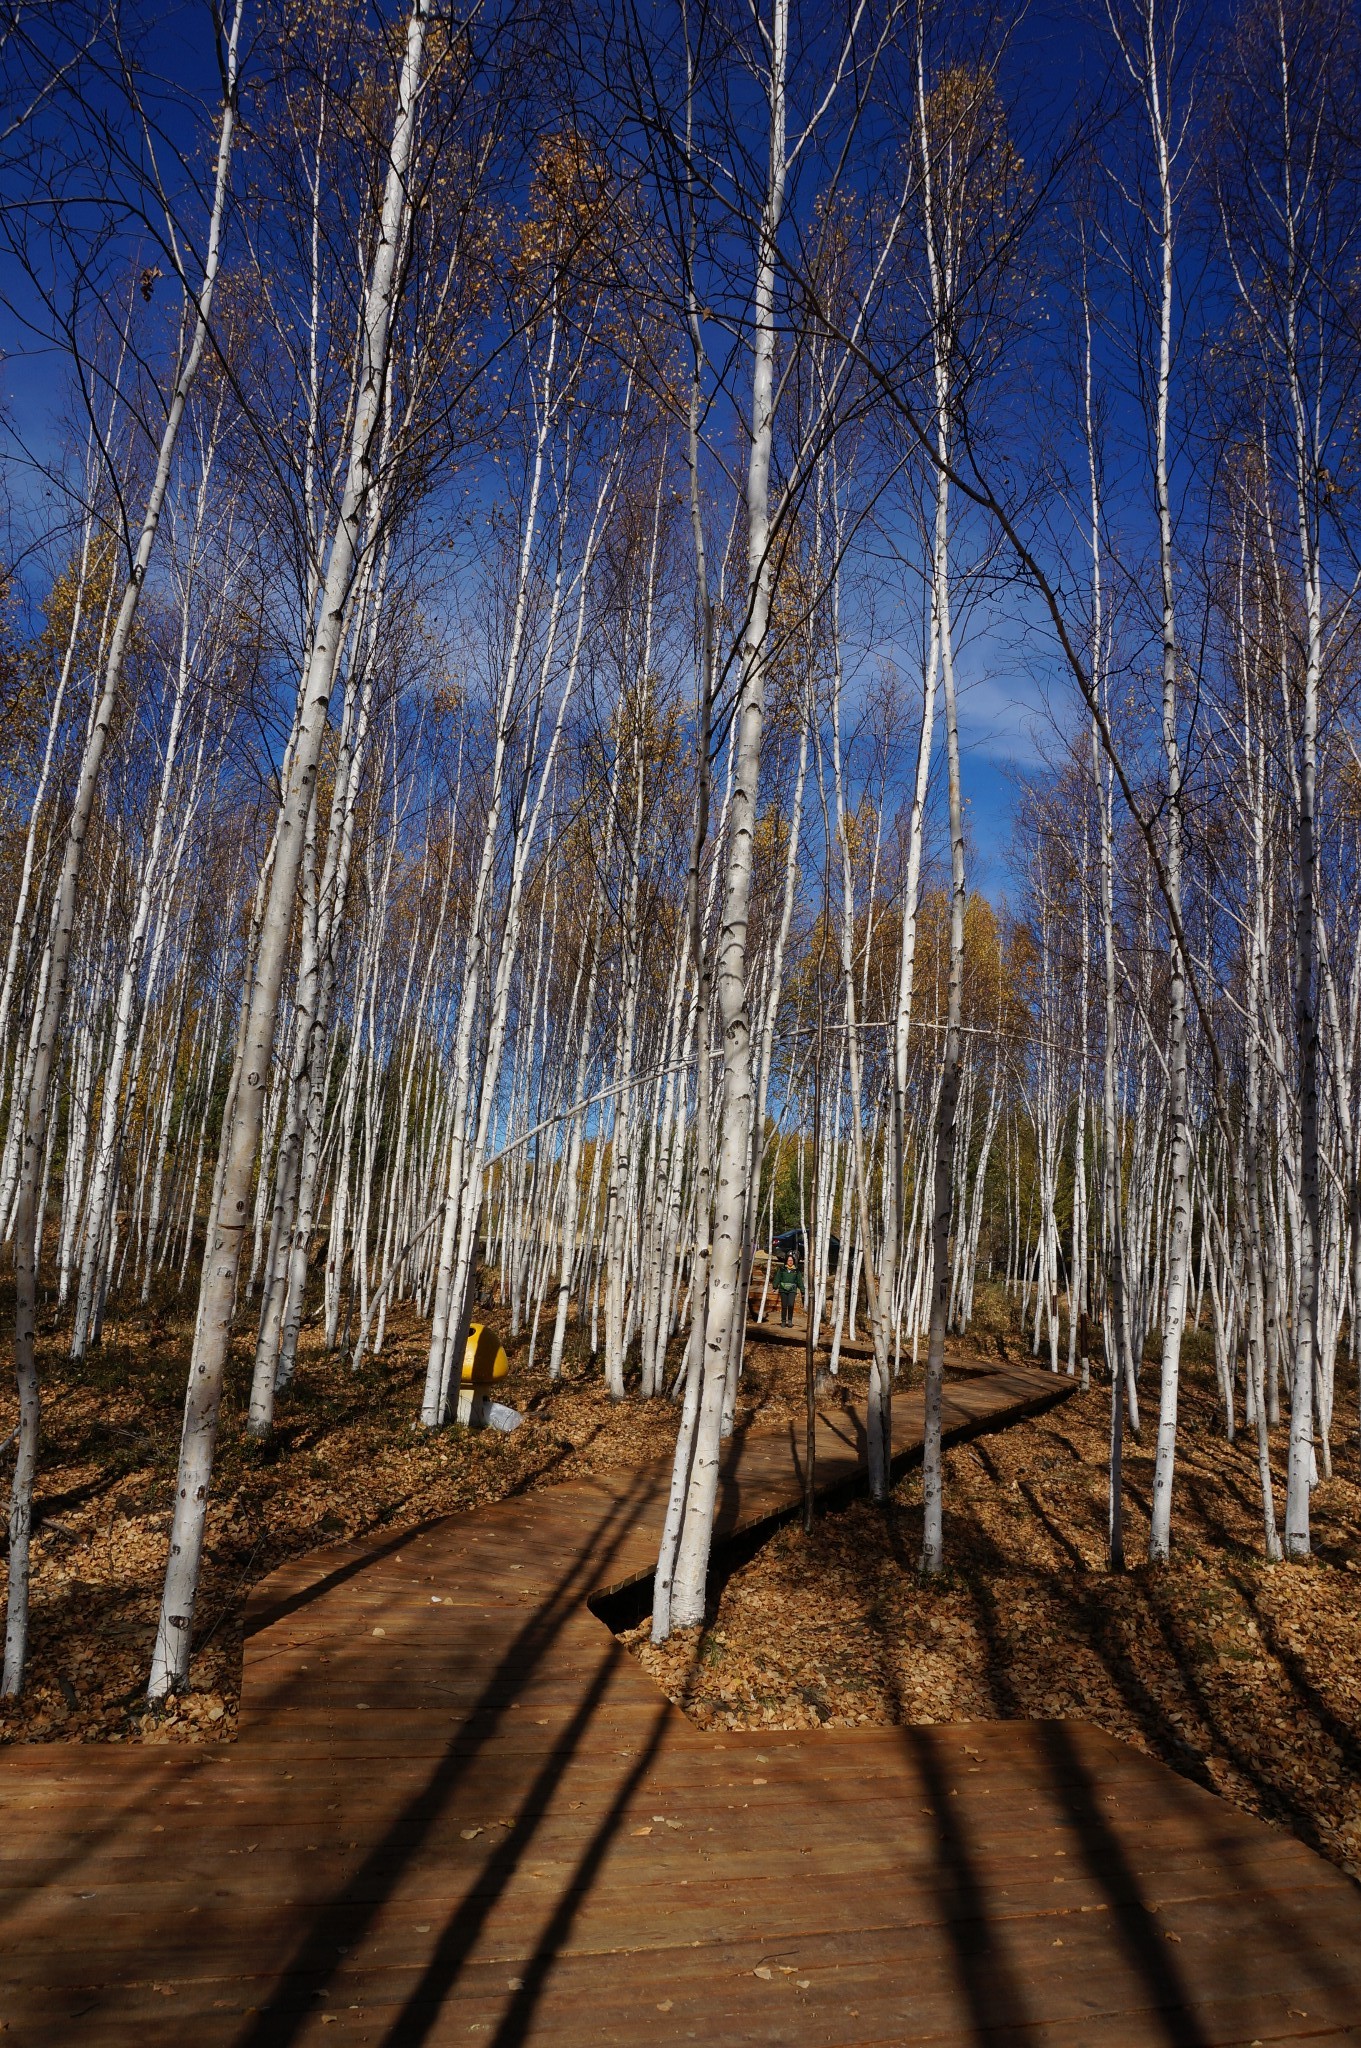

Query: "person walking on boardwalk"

xmin=775 ymin=1251 xmax=802 ymax=1327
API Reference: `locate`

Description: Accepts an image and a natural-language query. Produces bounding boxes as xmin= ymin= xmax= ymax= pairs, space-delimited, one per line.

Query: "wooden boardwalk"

xmin=3 ymin=1358 xmax=1361 ymax=2046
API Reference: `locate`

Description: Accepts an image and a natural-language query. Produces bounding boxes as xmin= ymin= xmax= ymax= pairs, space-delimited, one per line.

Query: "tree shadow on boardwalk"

xmin=237 ymin=1469 xmax=662 ymax=2048
xmin=1032 ymin=1721 xmax=1212 ymax=2048
xmin=479 ymin=1695 xmax=672 ymax=2048
xmin=382 ymin=1662 xmax=674 ymax=2048
xmin=905 ymin=1725 xmax=1040 ymax=2039
xmin=891 ymin=1713 xmax=1357 ymax=2046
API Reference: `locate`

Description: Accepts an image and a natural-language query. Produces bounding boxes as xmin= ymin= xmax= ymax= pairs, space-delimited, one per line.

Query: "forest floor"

xmin=0 ymin=1283 xmax=725 ymax=1750
xmin=629 ymin=1336 xmax=1361 ymax=1883
xmin=3 ymin=1279 xmax=1359 ymax=1896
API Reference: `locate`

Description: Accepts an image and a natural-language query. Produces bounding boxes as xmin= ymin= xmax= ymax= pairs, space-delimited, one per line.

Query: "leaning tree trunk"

xmin=148 ymin=0 xmax=428 ymax=1700
xmin=651 ymin=196 xmax=718 ymax=1641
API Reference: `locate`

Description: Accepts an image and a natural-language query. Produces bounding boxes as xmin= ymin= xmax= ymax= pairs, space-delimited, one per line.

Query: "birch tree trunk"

xmin=669 ymin=0 xmax=787 ymax=1630
xmin=3 ymin=0 xmax=244 ymax=1697
xmin=918 ymin=446 xmax=964 ymax=1576
xmin=652 ymin=75 xmax=717 ymax=1633
xmin=149 ymin=0 xmax=427 ymax=1699
xmin=1133 ymin=0 xmax=1193 ymax=1567
xmin=916 ymin=28 xmax=966 ymax=1575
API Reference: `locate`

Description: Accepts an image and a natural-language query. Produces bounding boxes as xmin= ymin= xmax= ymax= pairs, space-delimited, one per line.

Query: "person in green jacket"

xmin=775 ymin=1252 xmax=802 ymax=1327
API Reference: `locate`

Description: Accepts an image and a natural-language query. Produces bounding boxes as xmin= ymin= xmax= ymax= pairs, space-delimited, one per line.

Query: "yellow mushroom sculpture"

xmin=456 ymin=1322 xmax=514 ymax=1430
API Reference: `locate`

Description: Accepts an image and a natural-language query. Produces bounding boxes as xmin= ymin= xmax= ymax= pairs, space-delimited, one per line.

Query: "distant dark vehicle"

xmin=771 ymin=1227 xmax=839 ymax=1272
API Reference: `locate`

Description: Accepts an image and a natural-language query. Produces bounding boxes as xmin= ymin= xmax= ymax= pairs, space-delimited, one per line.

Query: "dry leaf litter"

xmin=628 ymin=1341 xmax=1361 ymax=1881
xmin=0 ymin=1293 xmax=756 ymax=1747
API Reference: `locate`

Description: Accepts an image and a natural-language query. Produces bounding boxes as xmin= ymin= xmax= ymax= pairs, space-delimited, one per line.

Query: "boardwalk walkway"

xmin=3 ymin=1358 xmax=1361 ymax=2045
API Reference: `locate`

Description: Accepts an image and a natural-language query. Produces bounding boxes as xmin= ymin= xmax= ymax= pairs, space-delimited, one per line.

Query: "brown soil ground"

xmin=629 ymin=1341 xmax=1361 ymax=1882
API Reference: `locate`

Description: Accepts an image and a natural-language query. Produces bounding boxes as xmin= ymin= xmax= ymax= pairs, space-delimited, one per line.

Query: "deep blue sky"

xmin=0 ymin=0 xmax=1213 ymax=909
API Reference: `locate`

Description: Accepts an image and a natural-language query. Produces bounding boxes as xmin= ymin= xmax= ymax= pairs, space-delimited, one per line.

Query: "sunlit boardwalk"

xmin=3 ymin=1361 xmax=1360 ymax=2047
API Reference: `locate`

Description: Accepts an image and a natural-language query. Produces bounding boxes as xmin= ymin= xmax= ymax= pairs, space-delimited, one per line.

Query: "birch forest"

xmin=2 ymin=0 xmax=1360 ymax=1768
